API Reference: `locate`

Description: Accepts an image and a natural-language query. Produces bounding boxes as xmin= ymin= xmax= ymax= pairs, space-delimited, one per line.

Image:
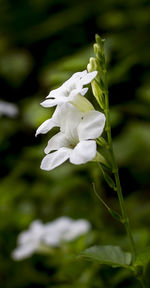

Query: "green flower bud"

xmin=89 ymin=57 xmax=97 ymax=71
xmin=95 ymin=34 xmax=105 ymax=54
xmin=94 ymin=43 xmax=101 ymax=60
xmin=87 ymin=63 xmax=92 ymax=73
xmin=91 ymin=80 xmax=105 ymax=109
xmin=95 ymin=34 xmax=102 ymax=46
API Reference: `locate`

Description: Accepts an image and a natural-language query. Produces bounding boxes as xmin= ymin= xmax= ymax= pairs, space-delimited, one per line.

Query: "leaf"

xmin=79 ymin=245 xmax=132 ymax=268
xmin=93 ymin=152 xmax=109 ymax=167
xmin=134 ymin=246 xmax=150 ymax=268
xmin=102 ymin=171 xmax=117 ymax=191
xmin=99 ymin=163 xmax=117 ymax=191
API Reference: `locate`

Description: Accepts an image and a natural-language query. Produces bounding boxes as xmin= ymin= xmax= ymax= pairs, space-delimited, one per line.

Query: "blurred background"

xmin=0 ymin=0 xmax=150 ymax=287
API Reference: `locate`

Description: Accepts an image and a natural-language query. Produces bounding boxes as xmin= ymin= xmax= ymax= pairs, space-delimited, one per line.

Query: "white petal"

xmin=12 ymin=244 xmax=36 ymax=260
xmin=69 ymin=88 xmax=82 ymax=100
xmin=40 ymin=147 xmax=72 ymax=171
xmin=60 ymin=104 xmax=82 ymax=142
xmin=80 ymin=87 xmax=88 ymax=96
xmin=62 ymin=220 xmax=91 ymax=241
xmin=46 ymin=86 xmax=63 ymax=99
xmin=41 ymin=97 xmax=68 ymax=108
xmin=44 ymin=132 xmax=70 ymax=154
xmin=78 ymin=111 xmax=106 ymax=141
xmin=18 ymin=231 xmax=31 ymax=245
xmin=36 ymin=104 xmax=65 ymax=137
xmin=43 ymin=217 xmax=73 ymax=246
xmin=30 ymin=221 xmax=44 ymax=237
xmin=70 ymin=140 xmax=96 ymax=164
xmin=54 ymin=103 xmax=81 ymax=132
xmin=35 ymin=119 xmax=56 ymax=136
xmin=71 ymin=70 xmax=87 ymax=79
xmin=80 ymin=71 xmax=97 ymax=85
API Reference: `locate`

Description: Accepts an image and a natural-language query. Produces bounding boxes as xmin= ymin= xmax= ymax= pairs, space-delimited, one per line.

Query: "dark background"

xmin=0 ymin=0 xmax=150 ymax=287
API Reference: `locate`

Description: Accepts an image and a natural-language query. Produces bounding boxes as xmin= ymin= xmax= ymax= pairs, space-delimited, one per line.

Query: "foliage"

xmin=0 ymin=0 xmax=150 ymax=287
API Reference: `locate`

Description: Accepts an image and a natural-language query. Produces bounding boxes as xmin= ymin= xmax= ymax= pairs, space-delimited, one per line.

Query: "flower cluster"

xmin=12 ymin=217 xmax=91 ymax=260
xmin=36 ymin=70 xmax=106 ymax=171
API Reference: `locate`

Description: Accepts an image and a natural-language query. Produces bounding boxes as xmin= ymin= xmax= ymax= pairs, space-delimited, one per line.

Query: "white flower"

xmin=35 ymin=104 xmax=65 ymax=137
xmin=12 ymin=217 xmax=91 ymax=260
xmin=12 ymin=220 xmax=45 ymax=260
xmin=43 ymin=217 xmax=91 ymax=246
xmin=40 ymin=70 xmax=97 ymax=108
xmin=0 ymin=100 xmax=18 ymax=117
xmin=40 ymin=103 xmax=105 ymax=171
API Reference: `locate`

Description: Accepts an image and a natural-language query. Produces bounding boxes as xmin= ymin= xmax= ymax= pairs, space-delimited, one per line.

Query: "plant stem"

xmin=138 ymin=277 xmax=147 ymax=288
xmin=104 ymin=90 xmax=136 ymax=260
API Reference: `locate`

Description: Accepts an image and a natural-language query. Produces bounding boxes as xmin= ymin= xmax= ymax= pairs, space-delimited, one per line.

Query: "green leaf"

xmin=79 ymin=245 xmax=132 ymax=268
xmin=134 ymin=246 xmax=150 ymax=268
xmin=99 ymin=164 xmax=117 ymax=191
xmin=102 ymin=171 xmax=117 ymax=191
xmin=108 ymin=208 xmax=123 ymax=222
xmin=92 ymin=152 xmax=109 ymax=167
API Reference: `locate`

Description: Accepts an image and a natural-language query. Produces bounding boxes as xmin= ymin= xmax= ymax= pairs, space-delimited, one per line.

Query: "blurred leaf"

xmin=22 ymin=97 xmax=53 ymax=127
xmin=40 ymin=47 xmax=93 ymax=88
xmin=79 ymin=245 xmax=132 ymax=268
xmin=0 ymin=50 xmax=33 ymax=86
xmin=134 ymin=246 xmax=150 ymax=267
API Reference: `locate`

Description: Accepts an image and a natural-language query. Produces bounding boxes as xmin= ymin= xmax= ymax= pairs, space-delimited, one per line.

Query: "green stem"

xmin=138 ymin=277 xmax=147 ymax=288
xmin=104 ymin=91 xmax=136 ymax=260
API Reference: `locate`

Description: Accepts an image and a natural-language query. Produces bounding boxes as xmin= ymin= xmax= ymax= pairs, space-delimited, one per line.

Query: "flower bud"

xmin=95 ymin=34 xmax=101 ymax=46
xmin=91 ymin=80 xmax=105 ymax=109
xmin=94 ymin=43 xmax=101 ymax=60
xmin=87 ymin=57 xmax=97 ymax=72
xmin=87 ymin=63 xmax=92 ymax=73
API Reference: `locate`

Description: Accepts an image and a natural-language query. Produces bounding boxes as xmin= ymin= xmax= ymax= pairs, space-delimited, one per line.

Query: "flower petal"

xmin=78 ymin=110 xmax=106 ymax=141
xmin=62 ymin=220 xmax=91 ymax=241
xmin=80 ymin=71 xmax=97 ymax=85
xmin=71 ymin=70 xmax=87 ymax=79
xmin=70 ymin=140 xmax=96 ymax=164
xmin=41 ymin=96 xmax=68 ymax=108
xmin=46 ymin=86 xmax=62 ymax=99
xmin=80 ymin=87 xmax=88 ymax=96
xmin=40 ymin=147 xmax=72 ymax=171
xmin=35 ymin=119 xmax=56 ymax=136
xmin=60 ymin=104 xmax=82 ymax=141
xmin=44 ymin=132 xmax=70 ymax=154
xmin=12 ymin=244 xmax=36 ymax=260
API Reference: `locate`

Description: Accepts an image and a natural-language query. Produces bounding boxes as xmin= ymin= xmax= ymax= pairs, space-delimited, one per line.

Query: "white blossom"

xmin=40 ymin=70 xmax=97 ymax=108
xmin=40 ymin=103 xmax=105 ymax=171
xmin=35 ymin=104 xmax=65 ymax=137
xmin=12 ymin=220 xmax=45 ymax=260
xmin=0 ymin=100 xmax=18 ymax=117
xmin=12 ymin=217 xmax=91 ymax=260
xmin=43 ymin=217 xmax=91 ymax=246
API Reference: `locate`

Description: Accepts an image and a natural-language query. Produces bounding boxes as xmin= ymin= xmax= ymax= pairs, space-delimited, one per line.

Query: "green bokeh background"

xmin=0 ymin=0 xmax=150 ymax=287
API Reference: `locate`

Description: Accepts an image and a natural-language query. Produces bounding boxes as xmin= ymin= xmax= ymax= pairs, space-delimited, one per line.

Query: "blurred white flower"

xmin=40 ymin=70 xmax=97 ymax=108
xmin=40 ymin=103 xmax=105 ymax=171
xmin=12 ymin=220 xmax=45 ymax=260
xmin=43 ymin=217 xmax=91 ymax=246
xmin=0 ymin=100 xmax=18 ymax=117
xmin=12 ymin=217 xmax=91 ymax=260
